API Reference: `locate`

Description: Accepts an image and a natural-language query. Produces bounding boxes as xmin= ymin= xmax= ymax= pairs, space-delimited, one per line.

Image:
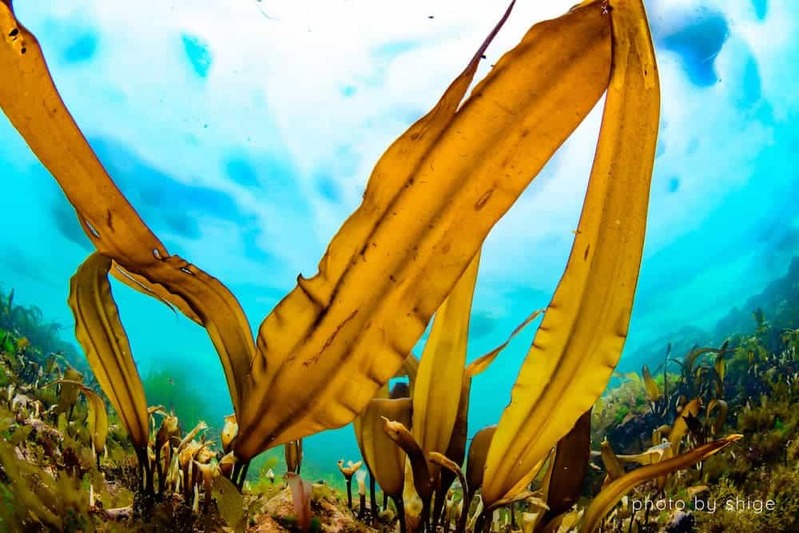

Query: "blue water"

xmin=1 ymin=0 xmax=797 ymax=479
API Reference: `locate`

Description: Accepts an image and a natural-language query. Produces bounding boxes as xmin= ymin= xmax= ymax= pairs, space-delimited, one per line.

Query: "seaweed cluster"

xmin=592 ymin=313 xmax=799 ymax=531
xmin=0 ymin=0 xmax=754 ymax=531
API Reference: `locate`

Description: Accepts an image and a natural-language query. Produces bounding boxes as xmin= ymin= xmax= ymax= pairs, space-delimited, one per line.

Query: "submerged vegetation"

xmin=3 ymin=282 xmax=798 ymax=531
xmin=0 ymin=0 xmax=791 ymax=531
xmin=592 ymin=311 xmax=799 ymax=532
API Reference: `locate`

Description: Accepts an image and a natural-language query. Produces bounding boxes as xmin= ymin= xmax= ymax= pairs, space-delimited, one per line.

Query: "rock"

xmin=665 ymin=510 xmax=695 ymax=533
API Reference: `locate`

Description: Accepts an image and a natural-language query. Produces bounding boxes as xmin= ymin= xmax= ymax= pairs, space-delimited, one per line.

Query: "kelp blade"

xmin=235 ymin=0 xmax=611 ymax=459
xmin=0 ymin=2 xmax=254 ymax=413
xmin=354 ymin=398 xmax=412 ymax=497
xmin=81 ymin=385 xmax=110 ymax=454
xmin=412 ymin=251 xmax=480 ymax=456
xmin=579 ymin=435 xmax=742 ymax=532
xmin=465 ymin=309 xmax=543 ymax=378
xmin=482 ymin=0 xmax=659 ymax=506
xmin=466 ymin=426 xmax=496 ymax=495
xmin=68 ymin=253 xmax=148 ymax=452
xmin=57 ymin=379 xmax=110 ymax=454
xmin=545 ymin=409 xmax=592 ymax=519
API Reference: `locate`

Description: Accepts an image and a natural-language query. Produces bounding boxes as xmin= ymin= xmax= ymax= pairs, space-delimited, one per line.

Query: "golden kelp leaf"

xmin=413 ymin=252 xmax=480 ymax=456
xmin=221 ymin=414 xmax=238 ymax=454
xmin=398 ymin=353 xmax=420 ymax=393
xmin=652 ymin=424 xmax=671 ymax=447
xmin=466 ymin=426 xmax=496 ymax=495
xmin=78 ymin=384 xmax=109 ymax=454
xmin=714 ymin=351 xmax=726 ymax=396
xmin=68 ymin=253 xmax=148 ymax=452
xmin=429 ymin=451 xmax=470 ymax=533
xmin=57 ymin=367 xmax=83 ymax=415
xmin=614 ymin=440 xmax=671 ymax=465
xmin=541 ymin=508 xmax=584 ymax=533
xmin=354 ymin=398 xmax=412 ymax=497
xmin=669 ymin=398 xmax=701 ymax=454
xmin=657 ymin=396 xmax=701 ymax=490
xmin=285 ymin=439 xmax=303 ymax=474
xmin=680 ymin=345 xmax=723 ymax=375
xmin=579 ymin=435 xmax=742 ymax=533
xmin=600 ymin=439 xmax=624 ymax=482
xmin=641 ymin=365 xmax=660 ymax=402
xmin=51 ymin=378 xmax=109 ymax=454
xmin=428 ymin=452 xmax=466 ymax=492
xmin=714 ymin=351 xmax=726 ymax=382
xmin=383 ymin=418 xmax=433 ymax=505
xmin=155 ymin=414 xmax=180 ymax=453
xmin=444 ymin=376 xmax=472 ymax=477
xmin=447 ymin=308 xmax=544 ymax=482
xmin=0 ymin=3 xmax=254 ymax=413
xmin=706 ymin=399 xmax=729 ymax=436
xmin=482 ymin=0 xmax=659 ymax=506
xmin=465 ymin=309 xmax=544 ymax=378
xmin=234 ymin=0 xmax=611 ymax=458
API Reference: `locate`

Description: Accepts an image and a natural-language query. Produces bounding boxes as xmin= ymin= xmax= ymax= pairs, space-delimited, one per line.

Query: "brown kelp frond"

xmin=382 ymin=418 xmax=433 ymax=504
xmin=428 ymin=452 xmax=467 ymax=497
xmin=178 ymin=420 xmax=209 ymax=451
xmin=55 ymin=367 xmax=83 ymax=418
xmin=0 ymin=2 xmax=254 ymax=413
xmin=482 ymin=0 xmax=659 ymax=507
xmin=668 ymin=398 xmax=701 ymax=454
xmin=465 ymin=425 xmax=496 ymax=501
xmin=579 ymin=434 xmax=743 ymax=533
xmin=221 ymin=414 xmax=238 ymax=454
xmin=465 ymin=309 xmax=544 ymax=378
xmin=285 ymin=439 xmax=303 ymax=474
xmin=399 ymin=353 xmax=420 ymax=392
xmin=641 ymin=364 xmax=660 ymax=403
xmin=154 ymin=414 xmax=180 ymax=455
xmin=413 ymin=252 xmax=480 ymax=457
xmin=234 ymin=0 xmax=610 ymax=458
xmin=706 ymin=398 xmax=729 ymax=436
xmin=428 ymin=452 xmax=470 ymax=533
xmin=611 ymin=440 xmax=671 ymax=466
xmin=545 ymin=409 xmax=592 ymax=520
xmin=67 ymin=253 xmax=148 ymax=454
xmin=51 ymin=379 xmax=109 ymax=456
xmin=599 ymin=439 xmax=625 ymax=483
xmin=354 ymin=397 xmax=411 ymax=499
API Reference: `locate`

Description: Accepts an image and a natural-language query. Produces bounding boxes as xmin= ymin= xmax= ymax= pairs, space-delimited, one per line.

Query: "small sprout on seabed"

xmin=356 ymin=468 xmax=368 ymax=518
xmin=337 ymin=459 xmax=363 ymax=510
xmin=221 ymin=413 xmax=238 ymax=453
xmin=219 ymin=451 xmax=237 ymax=478
xmin=286 ymin=472 xmax=313 ymax=532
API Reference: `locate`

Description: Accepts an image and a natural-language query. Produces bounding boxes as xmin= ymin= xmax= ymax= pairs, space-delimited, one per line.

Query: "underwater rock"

xmin=260 ymin=486 xmax=363 ymax=532
xmin=665 ymin=510 xmax=695 ymax=533
xmin=605 ymin=412 xmax=658 ymax=455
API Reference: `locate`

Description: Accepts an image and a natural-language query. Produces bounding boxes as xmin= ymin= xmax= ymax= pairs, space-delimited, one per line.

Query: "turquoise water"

xmin=1 ymin=0 xmax=798 ymax=480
